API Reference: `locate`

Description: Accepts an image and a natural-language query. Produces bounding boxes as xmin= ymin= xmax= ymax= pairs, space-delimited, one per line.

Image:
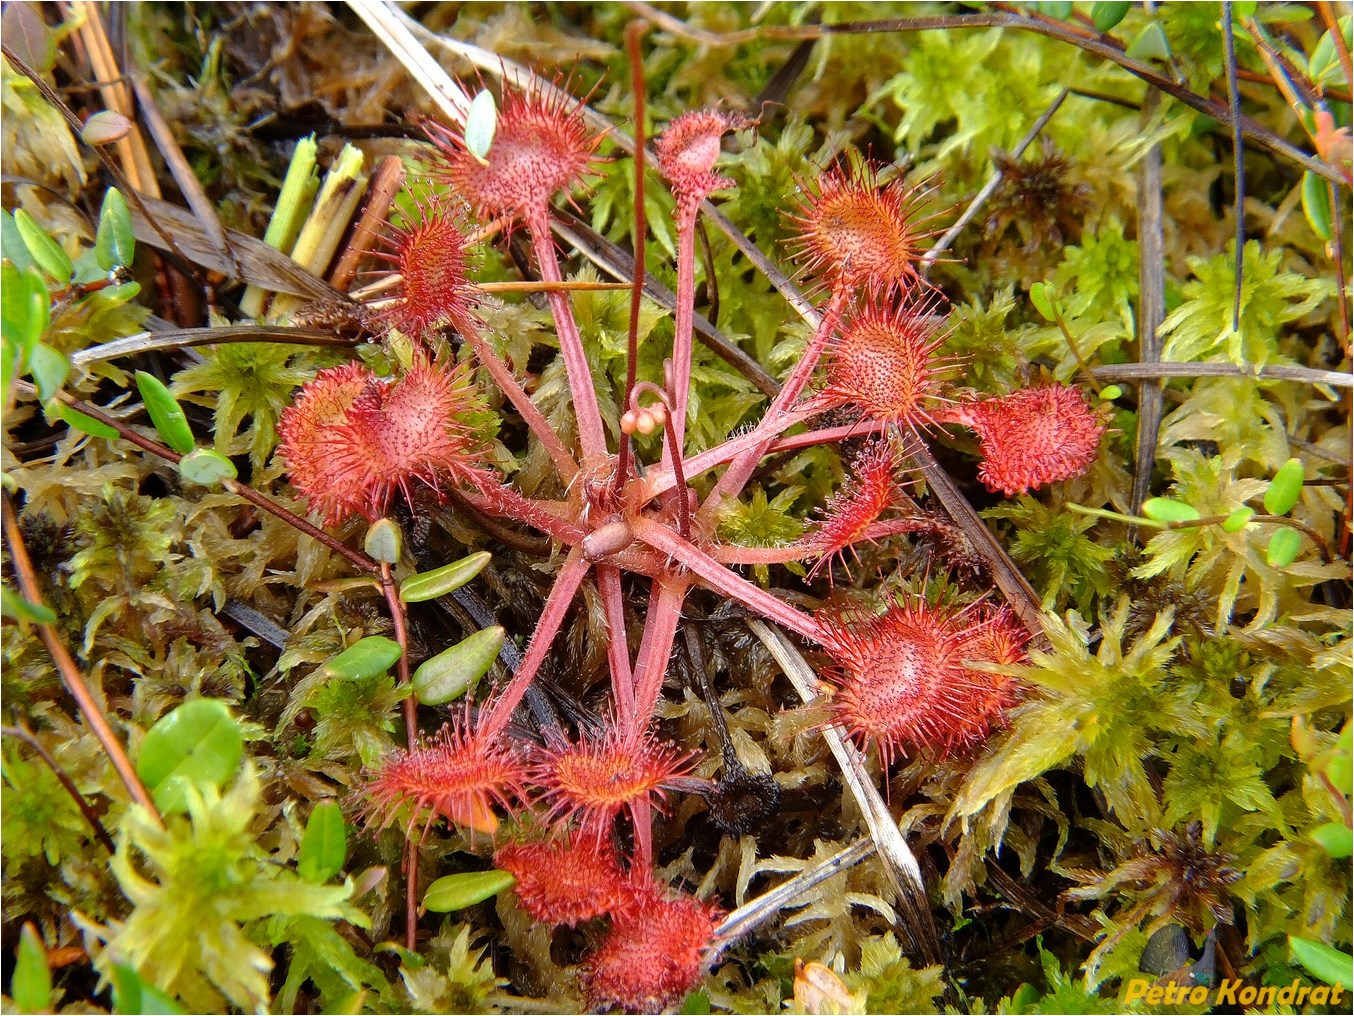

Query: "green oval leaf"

xmin=1309 ymin=16 xmax=1352 ymax=88
xmin=29 ymin=342 xmax=68 ymax=401
xmin=1141 ymin=497 xmax=1201 ymax=523
xmin=1266 ymin=527 xmax=1303 ymax=568
xmin=1090 ymin=1 xmax=1131 ymax=32
xmin=1125 ymin=22 xmax=1170 ymax=61
xmin=13 ymin=924 xmax=53 ymax=1015
xmin=1028 ymin=281 xmax=1056 ymax=321
xmin=95 ymin=188 xmax=136 ymax=270
xmin=1 ymin=587 xmax=56 ymax=624
xmin=177 ymin=448 xmax=238 ymax=485
xmin=2 ymin=210 xmax=36 ymax=271
xmin=298 ymin=801 xmax=347 ymax=883
xmin=1030 ymin=1 xmax=1073 ymax=18
xmin=365 ymin=518 xmax=402 ymax=564
xmin=2 ymin=263 xmax=50 ymax=355
xmin=412 ymin=626 xmax=504 ymax=706
xmin=54 ymin=402 xmax=118 ymax=440
xmin=465 ymin=90 xmax=498 ymax=163
xmin=111 ymin=963 xmax=185 ymax=1015
xmin=323 ymin=636 xmax=403 ymax=680
xmin=1289 ymin=935 xmax=1354 ymax=987
xmin=1302 ymin=171 xmax=1334 ymax=243
xmin=1329 ymin=727 xmax=1352 ymax=794
xmin=1098 ymin=384 xmax=1122 ymax=402
xmin=1264 ymin=457 xmax=1304 ymax=516
xmin=136 ymin=699 xmax=244 ymax=814
xmin=13 ymin=208 xmax=72 ymax=284
xmin=1310 ymin=821 xmax=1354 ymax=859
xmin=400 ymin=551 xmax=492 ymax=603
xmin=135 ymin=370 xmax=195 ymax=454
xmin=1221 ymin=506 xmax=1255 ymax=533
xmin=423 ymin=869 xmax=516 ymax=912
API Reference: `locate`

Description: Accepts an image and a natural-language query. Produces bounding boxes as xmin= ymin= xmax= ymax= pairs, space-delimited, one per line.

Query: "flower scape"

xmin=1 ymin=5 xmax=1349 ymax=1016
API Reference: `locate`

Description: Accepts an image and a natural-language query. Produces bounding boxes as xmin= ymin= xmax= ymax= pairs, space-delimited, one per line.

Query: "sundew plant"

xmin=1 ymin=2 xmax=1350 ymax=1014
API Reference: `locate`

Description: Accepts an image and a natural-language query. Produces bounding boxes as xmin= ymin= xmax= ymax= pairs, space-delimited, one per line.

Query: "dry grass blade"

xmin=1131 ymin=92 xmax=1167 ymax=518
xmin=70 ymin=326 xmax=354 ymax=369
xmin=747 ymin=619 xmax=943 ymax=967
xmin=65 ymin=0 xmax=158 ymax=195
xmin=923 ymin=89 xmax=1069 ymax=271
xmin=395 ymin=6 xmax=822 ymax=325
xmin=1096 ymin=362 xmax=1353 ymax=389
xmin=711 ymin=837 xmax=876 ymax=955
xmin=127 ymin=195 xmax=347 ymax=303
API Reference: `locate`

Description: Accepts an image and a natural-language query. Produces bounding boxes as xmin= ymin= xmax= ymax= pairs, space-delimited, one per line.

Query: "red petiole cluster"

xmin=278 ymin=64 xmax=1107 ymax=1010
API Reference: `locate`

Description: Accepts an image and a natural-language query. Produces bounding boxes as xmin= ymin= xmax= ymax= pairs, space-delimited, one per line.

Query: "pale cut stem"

xmin=701 ymin=288 xmax=849 ymax=517
xmin=449 ymin=309 xmax=579 ymax=480
xmin=479 ymin=547 xmax=591 ymax=739
xmin=629 ymin=517 xmax=820 ymax=641
xmin=526 ymin=206 xmax=609 ymax=464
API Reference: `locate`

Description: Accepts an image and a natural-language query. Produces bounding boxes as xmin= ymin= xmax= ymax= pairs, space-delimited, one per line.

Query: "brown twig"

xmin=2 ymin=493 xmax=161 ymax=824
xmin=379 ymin=562 xmax=419 ymax=950
xmin=70 ymin=325 xmax=357 ymax=369
xmin=1093 ymin=361 xmax=1353 ymax=389
xmin=1 ymin=721 xmax=117 ymax=854
xmin=620 ymin=2 xmax=1346 ymax=185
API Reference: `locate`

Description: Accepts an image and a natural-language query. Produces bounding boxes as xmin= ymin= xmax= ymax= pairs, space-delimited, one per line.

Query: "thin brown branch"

xmin=621 ymin=2 xmax=1346 ymax=185
xmin=1093 ymin=361 xmax=1353 ymax=389
xmin=70 ymin=326 xmax=357 ymax=369
xmin=1 ymin=722 xmax=117 ymax=853
xmin=3 ymin=493 xmax=161 ymax=824
xmin=380 ymin=562 xmax=419 ymax=951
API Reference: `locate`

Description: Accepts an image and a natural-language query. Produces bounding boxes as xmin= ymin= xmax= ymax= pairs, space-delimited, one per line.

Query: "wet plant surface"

xmin=1 ymin=3 xmax=1351 ymax=1014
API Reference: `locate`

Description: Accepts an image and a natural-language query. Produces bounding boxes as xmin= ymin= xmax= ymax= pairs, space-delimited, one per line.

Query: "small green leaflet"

xmin=423 ymin=870 xmax=515 ymax=912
